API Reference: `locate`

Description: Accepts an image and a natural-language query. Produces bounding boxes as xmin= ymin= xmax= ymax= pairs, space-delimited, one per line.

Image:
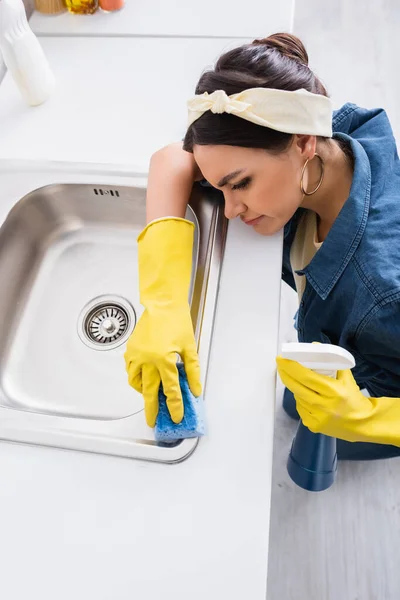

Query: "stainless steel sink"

xmin=0 ymin=179 xmax=227 ymax=462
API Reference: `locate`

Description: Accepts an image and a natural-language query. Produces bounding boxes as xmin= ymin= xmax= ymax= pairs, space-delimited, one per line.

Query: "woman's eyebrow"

xmin=217 ymin=169 xmax=245 ymax=187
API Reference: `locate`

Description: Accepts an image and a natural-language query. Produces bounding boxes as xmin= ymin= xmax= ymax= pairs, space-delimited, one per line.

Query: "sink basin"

xmin=0 ymin=175 xmax=227 ymax=462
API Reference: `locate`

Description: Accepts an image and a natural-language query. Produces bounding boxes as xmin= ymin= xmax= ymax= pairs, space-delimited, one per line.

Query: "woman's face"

xmin=193 ymin=135 xmax=316 ymax=235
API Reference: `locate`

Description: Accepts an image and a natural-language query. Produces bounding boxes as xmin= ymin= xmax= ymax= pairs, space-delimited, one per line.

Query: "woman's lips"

xmin=243 ymin=215 xmax=264 ymax=227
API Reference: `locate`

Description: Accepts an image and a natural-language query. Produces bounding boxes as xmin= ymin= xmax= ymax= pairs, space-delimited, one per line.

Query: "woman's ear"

xmin=294 ymin=135 xmax=317 ymax=159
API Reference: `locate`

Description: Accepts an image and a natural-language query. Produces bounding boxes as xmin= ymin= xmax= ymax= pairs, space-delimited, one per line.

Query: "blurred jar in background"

xmin=99 ymin=0 xmax=124 ymax=11
xmin=65 ymin=0 xmax=98 ymax=13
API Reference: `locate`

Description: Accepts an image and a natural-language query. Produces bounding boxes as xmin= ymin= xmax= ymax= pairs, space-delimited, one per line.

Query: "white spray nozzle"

xmin=281 ymin=342 xmax=355 ymax=379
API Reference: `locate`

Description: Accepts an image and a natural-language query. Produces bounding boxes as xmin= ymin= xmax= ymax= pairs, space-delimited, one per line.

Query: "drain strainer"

xmin=78 ymin=295 xmax=136 ymax=351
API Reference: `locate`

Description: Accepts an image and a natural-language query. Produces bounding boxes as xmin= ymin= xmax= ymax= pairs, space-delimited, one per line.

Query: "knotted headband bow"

xmin=187 ymin=87 xmax=333 ymax=137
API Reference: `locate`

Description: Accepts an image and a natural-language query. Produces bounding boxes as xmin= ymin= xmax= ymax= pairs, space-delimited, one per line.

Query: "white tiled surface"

xmin=31 ymin=0 xmax=295 ymax=38
xmin=295 ymin=0 xmax=400 ymax=140
xmin=268 ymin=1 xmax=400 ymax=598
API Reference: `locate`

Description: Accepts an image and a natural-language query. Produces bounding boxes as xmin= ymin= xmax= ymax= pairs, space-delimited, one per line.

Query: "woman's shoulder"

xmin=333 ymin=102 xmax=396 ymax=143
xmin=334 ymin=102 xmax=399 ymax=198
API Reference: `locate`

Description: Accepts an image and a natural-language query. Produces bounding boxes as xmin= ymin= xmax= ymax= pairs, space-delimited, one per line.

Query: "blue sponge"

xmin=155 ymin=363 xmax=206 ymax=443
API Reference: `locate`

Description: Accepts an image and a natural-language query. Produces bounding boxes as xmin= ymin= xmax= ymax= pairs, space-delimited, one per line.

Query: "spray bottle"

xmin=281 ymin=342 xmax=355 ymax=492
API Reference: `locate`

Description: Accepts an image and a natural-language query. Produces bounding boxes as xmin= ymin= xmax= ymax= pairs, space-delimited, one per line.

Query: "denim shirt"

xmin=282 ymin=103 xmax=400 ymax=398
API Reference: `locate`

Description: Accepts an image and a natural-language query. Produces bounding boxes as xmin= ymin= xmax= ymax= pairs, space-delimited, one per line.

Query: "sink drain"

xmin=78 ymin=296 xmax=136 ymax=351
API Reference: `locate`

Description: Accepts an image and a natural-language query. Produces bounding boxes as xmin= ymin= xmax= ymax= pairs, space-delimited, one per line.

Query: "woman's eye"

xmin=232 ymin=177 xmax=251 ymax=191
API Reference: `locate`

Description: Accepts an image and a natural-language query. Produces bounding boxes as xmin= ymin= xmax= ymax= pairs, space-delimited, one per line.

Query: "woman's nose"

xmin=224 ymin=196 xmax=246 ymax=220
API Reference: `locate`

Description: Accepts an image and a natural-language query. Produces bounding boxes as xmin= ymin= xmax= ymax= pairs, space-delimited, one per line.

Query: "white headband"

xmin=187 ymin=87 xmax=333 ymax=137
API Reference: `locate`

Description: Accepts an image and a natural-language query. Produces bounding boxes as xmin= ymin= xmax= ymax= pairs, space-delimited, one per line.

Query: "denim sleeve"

xmin=355 ymin=299 xmax=400 ymax=396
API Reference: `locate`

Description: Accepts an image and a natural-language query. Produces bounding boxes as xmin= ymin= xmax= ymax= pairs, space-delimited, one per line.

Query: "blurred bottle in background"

xmin=65 ymin=0 xmax=98 ymax=13
xmin=0 ymin=0 xmax=55 ymax=105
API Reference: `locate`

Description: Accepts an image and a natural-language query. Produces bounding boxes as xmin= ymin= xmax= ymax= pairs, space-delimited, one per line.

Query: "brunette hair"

xmin=183 ymin=33 xmax=328 ymax=154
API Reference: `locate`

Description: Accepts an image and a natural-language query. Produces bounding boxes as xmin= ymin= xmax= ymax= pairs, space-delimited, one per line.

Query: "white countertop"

xmin=0 ymin=36 xmax=250 ymax=166
xmin=0 ymin=31 xmax=284 ymax=600
xmin=30 ymin=0 xmax=294 ymax=38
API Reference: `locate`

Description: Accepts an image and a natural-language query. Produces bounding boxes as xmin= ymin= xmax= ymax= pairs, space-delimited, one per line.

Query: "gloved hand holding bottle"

xmin=277 ymin=355 xmax=400 ymax=446
xmin=124 ymin=143 xmax=203 ymax=427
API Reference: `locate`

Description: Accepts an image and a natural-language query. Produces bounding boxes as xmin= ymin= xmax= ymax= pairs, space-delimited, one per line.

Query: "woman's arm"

xmin=125 ymin=142 xmax=203 ymax=427
xmin=277 ymin=357 xmax=400 ymax=446
xmin=146 ymin=142 xmax=203 ymax=223
xmin=277 ymin=300 xmax=400 ymax=446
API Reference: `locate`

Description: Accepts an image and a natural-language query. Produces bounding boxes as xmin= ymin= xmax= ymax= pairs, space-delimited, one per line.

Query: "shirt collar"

xmin=296 ymin=132 xmax=371 ymax=300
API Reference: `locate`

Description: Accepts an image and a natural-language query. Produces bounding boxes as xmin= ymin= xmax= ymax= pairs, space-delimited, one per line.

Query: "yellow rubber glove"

xmin=276 ymin=356 xmax=400 ymax=446
xmin=124 ymin=218 xmax=202 ymax=427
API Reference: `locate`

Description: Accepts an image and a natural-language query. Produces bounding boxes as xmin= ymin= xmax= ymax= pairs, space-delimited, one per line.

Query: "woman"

xmin=124 ymin=33 xmax=400 ymax=460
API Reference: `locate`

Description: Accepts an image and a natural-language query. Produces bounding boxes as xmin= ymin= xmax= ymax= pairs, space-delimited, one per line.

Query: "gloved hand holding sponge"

xmin=277 ymin=355 xmax=400 ymax=447
xmin=125 ymin=210 xmax=400 ymax=448
xmin=124 ymin=217 xmax=201 ymax=428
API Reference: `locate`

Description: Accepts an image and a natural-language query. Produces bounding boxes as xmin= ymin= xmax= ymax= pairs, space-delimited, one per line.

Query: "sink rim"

xmin=0 ymin=181 xmax=200 ymax=421
xmin=0 ymin=167 xmax=228 ymax=463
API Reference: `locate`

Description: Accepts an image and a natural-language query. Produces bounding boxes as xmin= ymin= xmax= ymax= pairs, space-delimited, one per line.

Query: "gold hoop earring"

xmin=300 ymin=153 xmax=324 ymax=196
